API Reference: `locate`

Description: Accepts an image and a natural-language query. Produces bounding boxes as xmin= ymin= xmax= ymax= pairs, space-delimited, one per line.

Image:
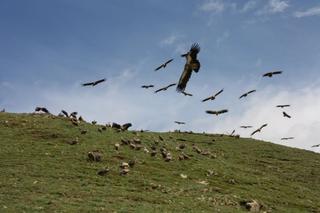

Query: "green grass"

xmin=0 ymin=112 xmax=319 ymax=212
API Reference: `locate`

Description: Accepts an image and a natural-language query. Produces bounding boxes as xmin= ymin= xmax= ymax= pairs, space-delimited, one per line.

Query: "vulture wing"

xmin=177 ymin=64 xmax=193 ymax=92
xmin=214 ymin=89 xmax=224 ymax=97
xmin=155 ymin=64 xmax=164 ymax=71
xmin=272 ymin=71 xmax=283 ymax=75
xmin=202 ymin=96 xmax=212 ymax=102
xmin=93 ymin=78 xmax=106 ymax=86
xmin=165 ymin=58 xmax=174 ymax=65
xmin=82 ymin=82 xmax=94 ymax=86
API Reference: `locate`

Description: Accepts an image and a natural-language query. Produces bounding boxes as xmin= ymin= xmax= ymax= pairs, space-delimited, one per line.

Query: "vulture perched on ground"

xmin=141 ymin=85 xmax=154 ymax=89
xmin=61 ymin=110 xmax=69 ymax=117
xmin=35 ymin=107 xmax=50 ymax=114
xmin=205 ymin=109 xmax=228 ymax=116
xmin=174 ymin=121 xmax=186 ymax=125
xmin=239 ymin=90 xmax=256 ymax=99
xmin=250 ymin=124 xmax=268 ymax=136
xmin=263 ymin=71 xmax=283 ymax=77
xmin=176 ymin=43 xmax=200 ymax=92
xmin=283 ymin=111 xmax=291 ymax=118
xmin=276 ymin=104 xmax=290 ymax=108
xmin=154 ymin=59 xmax=174 ymax=71
xmin=154 ymin=83 xmax=176 ymax=93
xmin=82 ymin=78 xmax=106 ymax=87
xmin=202 ymin=89 xmax=224 ymax=102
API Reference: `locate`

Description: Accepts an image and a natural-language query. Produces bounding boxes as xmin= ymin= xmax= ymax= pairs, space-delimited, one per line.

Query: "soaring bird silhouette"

xmin=205 ymin=109 xmax=228 ymax=116
xmin=281 ymin=137 xmax=294 ymax=140
xmin=154 ymin=59 xmax=174 ymax=71
xmin=251 ymin=124 xmax=268 ymax=136
xmin=283 ymin=111 xmax=291 ymax=118
xmin=276 ymin=104 xmax=290 ymax=108
xmin=311 ymin=144 xmax=320 ymax=148
xmin=82 ymin=78 xmax=106 ymax=87
xmin=263 ymin=71 xmax=283 ymax=77
xmin=240 ymin=125 xmax=253 ymax=129
xmin=182 ymin=91 xmax=193 ymax=96
xmin=154 ymin=83 xmax=176 ymax=93
xmin=177 ymin=43 xmax=200 ymax=92
xmin=141 ymin=85 xmax=154 ymax=89
xmin=174 ymin=121 xmax=186 ymax=125
xmin=239 ymin=90 xmax=256 ymax=99
xmin=202 ymin=89 xmax=224 ymax=102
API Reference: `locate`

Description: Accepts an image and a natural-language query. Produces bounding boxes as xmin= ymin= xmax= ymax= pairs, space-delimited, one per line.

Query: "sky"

xmin=1 ymin=0 xmax=320 ymax=152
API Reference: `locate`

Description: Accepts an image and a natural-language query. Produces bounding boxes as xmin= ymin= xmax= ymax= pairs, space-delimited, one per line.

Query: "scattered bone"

xmin=180 ymin=174 xmax=188 ymax=179
xmin=114 ymin=143 xmax=120 ymax=151
xmin=143 ymin=147 xmax=149 ymax=153
xmin=240 ymin=200 xmax=262 ymax=212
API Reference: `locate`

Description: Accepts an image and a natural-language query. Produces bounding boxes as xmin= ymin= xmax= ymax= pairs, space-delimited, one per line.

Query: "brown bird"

xmin=155 ymin=59 xmax=174 ymax=71
xmin=82 ymin=78 xmax=106 ymax=87
xmin=281 ymin=137 xmax=294 ymax=140
xmin=202 ymin=89 xmax=224 ymax=102
xmin=205 ymin=109 xmax=228 ymax=116
xmin=154 ymin=83 xmax=176 ymax=93
xmin=240 ymin=125 xmax=253 ymax=129
xmin=250 ymin=124 xmax=268 ymax=136
xmin=174 ymin=121 xmax=186 ymax=125
xmin=239 ymin=90 xmax=256 ymax=99
xmin=311 ymin=144 xmax=320 ymax=148
xmin=283 ymin=111 xmax=291 ymax=118
xmin=263 ymin=71 xmax=283 ymax=77
xmin=182 ymin=91 xmax=193 ymax=96
xmin=177 ymin=43 xmax=200 ymax=92
xmin=276 ymin=104 xmax=290 ymax=108
xmin=141 ymin=85 xmax=154 ymax=89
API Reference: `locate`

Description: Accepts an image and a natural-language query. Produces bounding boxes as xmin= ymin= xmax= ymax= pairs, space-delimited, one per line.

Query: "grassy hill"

xmin=0 ymin=112 xmax=319 ymax=212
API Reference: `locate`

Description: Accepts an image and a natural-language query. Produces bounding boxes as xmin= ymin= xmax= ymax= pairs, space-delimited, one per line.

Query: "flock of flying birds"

xmin=79 ymin=43 xmax=319 ymax=148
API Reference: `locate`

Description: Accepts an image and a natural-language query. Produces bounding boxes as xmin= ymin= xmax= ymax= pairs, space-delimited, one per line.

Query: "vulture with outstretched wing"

xmin=35 ymin=107 xmax=50 ymax=114
xmin=61 ymin=110 xmax=69 ymax=117
xmin=239 ymin=90 xmax=256 ymax=99
xmin=82 ymin=78 xmax=106 ymax=87
xmin=154 ymin=59 xmax=174 ymax=71
xmin=176 ymin=43 xmax=200 ymax=92
xmin=205 ymin=109 xmax=228 ymax=116
xmin=182 ymin=91 xmax=193 ymax=96
xmin=154 ymin=83 xmax=176 ymax=93
xmin=283 ymin=111 xmax=291 ymax=118
xmin=240 ymin=125 xmax=252 ymax=128
xmin=141 ymin=85 xmax=154 ymax=89
xmin=202 ymin=89 xmax=224 ymax=102
xmin=276 ymin=104 xmax=290 ymax=108
xmin=251 ymin=123 xmax=268 ymax=136
xmin=174 ymin=121 xmax=186 ymax=125
xmin=281 ymin=137 xmax=294 ymax=140
xmin=263 ymin=71 xmax=283 ymax=77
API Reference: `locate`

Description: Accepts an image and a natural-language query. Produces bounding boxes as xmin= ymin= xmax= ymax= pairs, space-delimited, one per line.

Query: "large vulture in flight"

xmin=154 ymin=59 xmax=174 ymax=71
xmin=239 ymin=90 xmax=256 ymax=99
xmin=202 ymin=89 xmax=224 ymax=102
xmin=176 ymin=43 xmax=201 ymax=92
xmin=251 ymin=123 xmax=268 ymax=136
xmin=82 ymin=78 xmax=106 ymax=87
xmin=205 ymin=109 xmax=228 ymax=116
xmin=263 ymin=71 xmax=282 ymax=77
xmin=154 ymin=83 xmax=176 ymax=93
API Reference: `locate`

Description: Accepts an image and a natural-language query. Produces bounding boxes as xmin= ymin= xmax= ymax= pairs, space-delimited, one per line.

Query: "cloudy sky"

xmin=1 ymin=0 xmax=320 ymax=152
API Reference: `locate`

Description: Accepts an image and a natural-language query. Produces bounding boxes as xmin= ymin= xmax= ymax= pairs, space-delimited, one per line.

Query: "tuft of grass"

xmin=0 ymin=112 xmax=319 ymax=212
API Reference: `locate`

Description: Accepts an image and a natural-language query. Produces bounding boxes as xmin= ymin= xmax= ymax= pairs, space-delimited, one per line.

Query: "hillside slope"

xmin=0 ymin=112 xmax=319 ymax=212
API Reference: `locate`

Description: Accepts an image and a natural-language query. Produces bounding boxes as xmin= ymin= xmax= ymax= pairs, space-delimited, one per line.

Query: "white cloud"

xmin=200 ymin=0 xmax=225 ymax=13
xmin=294 ymin=6 xmax=320 ymax=18
xmin=256 ymin=0 xmax=289 ymax=15
xmin=241 ymin=0 xmax=257 ymax=13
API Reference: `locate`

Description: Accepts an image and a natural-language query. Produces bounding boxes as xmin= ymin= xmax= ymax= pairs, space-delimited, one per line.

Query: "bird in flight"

xmin=239 ymin=90 xmax=256 ymax=99
xmin=177 ymin=43 xmax=201 ymax=92
xmin=283 ymin=111 xmax=291 ymax=118
xmin=141 ymin=85 xmax=154 ymax=89
xmin=154 ymin=59 xmax=174 ymax=71
xmin=251 ymin=124 xmax=268 ymax=136
xmin=281 ymin=137 xmax=294 ymax=140
xmin=82 ymin=78 xmax=106 ymax=87
xmin=61 ymin=110 xmax=69 ymax=117
xmin=154 ymin=83 xmax=176 ymax=93
xmin=263 ymin=71 xmax=283 ymax=77
xmin=205 ymin=109 xmax=228 ymax=116
xmin=202 ymin=89 xmax=224 ymax=102
xmin=311 ymin=144 xmax=320 ymax=148
xmin=35 ymin=107 xmax=50 ymax=114
xmin=181 ymin=91 xmax=193 ymax=96
xmin=276 ymin=104 xmax=290 ymax=108
xmin=174 ymin=121 xmax=186 ymax=125
xmin=240 ymin=125 xmax=253 ymax=129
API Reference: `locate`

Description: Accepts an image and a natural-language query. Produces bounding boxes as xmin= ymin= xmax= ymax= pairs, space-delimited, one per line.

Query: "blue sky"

xmin=1 ymin=0 xmax=320 ymax=151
